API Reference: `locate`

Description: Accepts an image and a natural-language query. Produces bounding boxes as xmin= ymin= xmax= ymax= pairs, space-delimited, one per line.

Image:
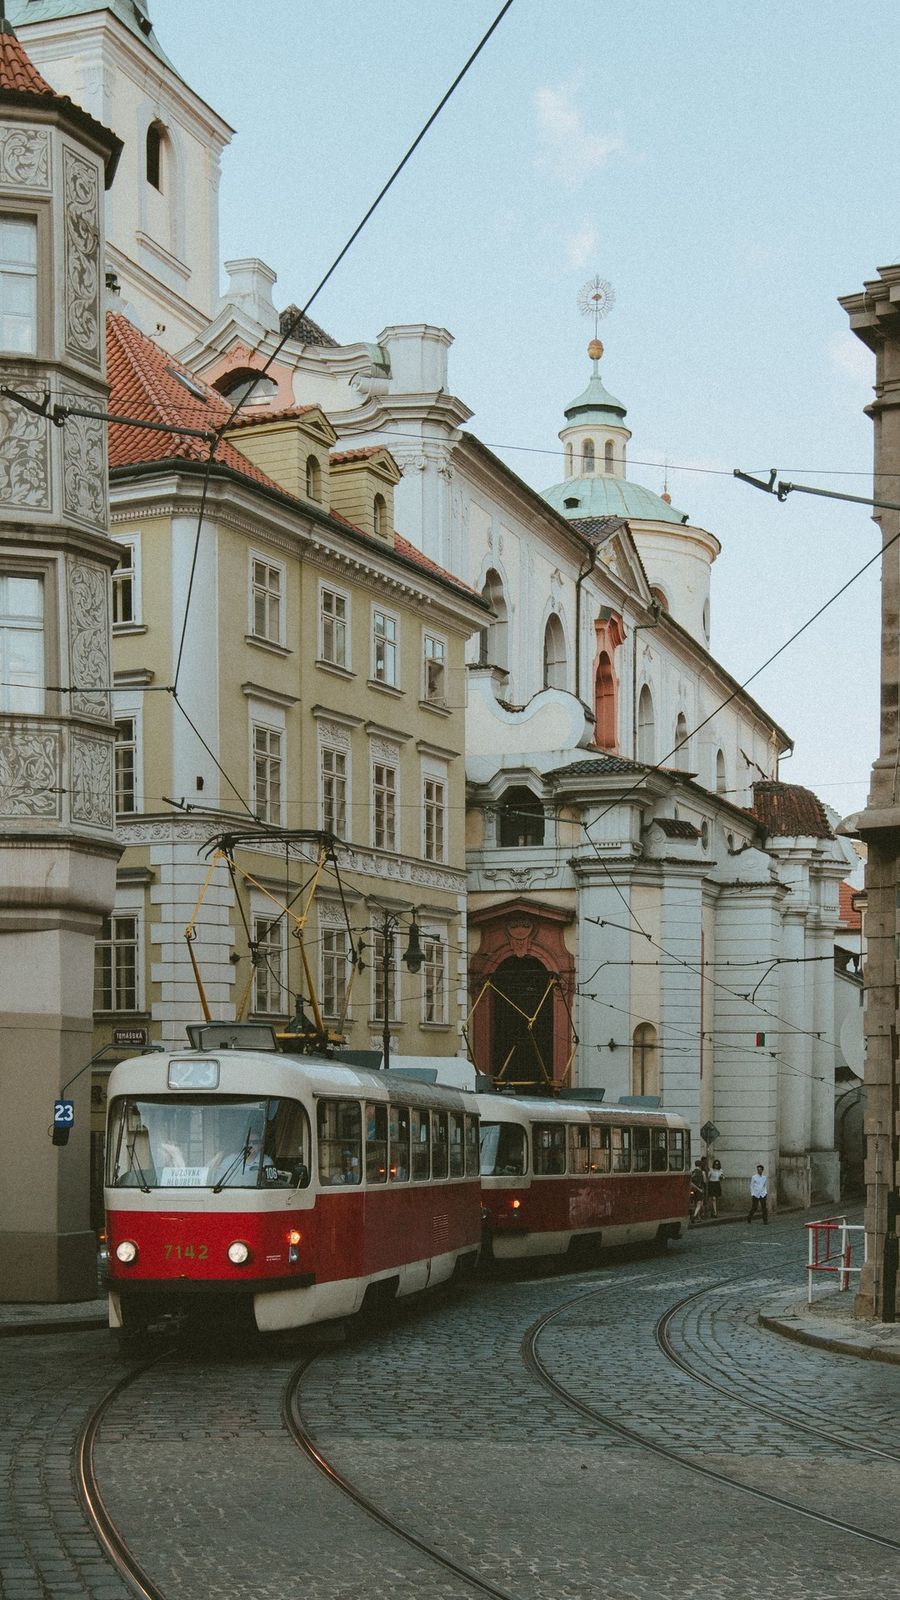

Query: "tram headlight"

xmin=287 ymin=1229 xmax=301 ymax=1264
xmin=115 ymin=1240 xmax=138 ymax=1264
xmin=227 ymin=1240 xmax=251 ymax=1265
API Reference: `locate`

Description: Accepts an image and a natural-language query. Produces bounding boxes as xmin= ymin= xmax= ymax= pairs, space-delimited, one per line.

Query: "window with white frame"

xmin=321 ymin=925 xmax=350 ymax=1019
xmin=0 ymin=573 xmax=43 ymax=713
xmin=372 ymin=609 xmax=398 ymax=686
xmin=0 ymin=214 xmax=37 ymax=354
xmin=112 ymin=538 xmax=139 ymax=627
xmin=114 ymin=716 xmax=138 ymax=815
xmin=372 ymin=929 xmax=399 ymax=1023
xmin=252 ymin=721 xmax=283 ymax=824
xmin=320 ymin=586 xmax=348 ymax=668
xmin=423 ymin=774 xmax=446 ymax=863
xmin=94 ymin=912 xmax=141 ymax=1013
xmin=422 ymin=935 xmax=447 ymax=1025
xmin=249 ymin=553 xmax=284 ymax=644
xmin=372 ymin=759 xmax=397 ymax=851
xmin=252 ymin=913 xmax=286 ymax=1016
xmin=320 ymin=743 xmax=348 ymax=839
xmin=423 ymin=633 xmax=446 ymax=704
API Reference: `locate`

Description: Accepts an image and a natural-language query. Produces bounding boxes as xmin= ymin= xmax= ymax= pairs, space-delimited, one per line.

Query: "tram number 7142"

xmin=163 ymin=1243 xmax=209 ymax=1261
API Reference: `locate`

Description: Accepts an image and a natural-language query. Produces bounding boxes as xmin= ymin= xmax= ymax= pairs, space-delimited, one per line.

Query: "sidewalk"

xmin=0 ymin=1296 xmax=107 ymax=1337
xmin=760 ymin=1289 xmax=900 ymax=1366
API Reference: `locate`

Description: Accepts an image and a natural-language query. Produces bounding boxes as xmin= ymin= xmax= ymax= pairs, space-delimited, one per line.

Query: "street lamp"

xmin=354 ymin=908 xmax=426 ymax=1071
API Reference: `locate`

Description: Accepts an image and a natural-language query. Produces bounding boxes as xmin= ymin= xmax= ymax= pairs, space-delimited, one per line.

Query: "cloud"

xmin=565 ymin=224 xmax=598 ymax=270
xmin=828 ymin=330 xmax=874 ymax=389
xmin=535 ymin=82 xmax=621 ymax=189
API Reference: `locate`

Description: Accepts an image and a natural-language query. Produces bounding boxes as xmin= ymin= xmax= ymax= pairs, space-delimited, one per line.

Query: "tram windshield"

xmin=479 ymin=1122 xmax=527 ymax=1176
xmin=106 ymin=1096 xmax=310 ymax=1190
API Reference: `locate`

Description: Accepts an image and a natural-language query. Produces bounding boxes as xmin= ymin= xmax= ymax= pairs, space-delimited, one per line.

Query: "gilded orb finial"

xmin=588 ymin=338 xmax=603 ymax=362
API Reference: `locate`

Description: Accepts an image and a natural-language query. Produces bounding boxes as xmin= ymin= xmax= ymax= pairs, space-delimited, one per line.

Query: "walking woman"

xmin=707 ymin=1157 xmax=723 ymax=1217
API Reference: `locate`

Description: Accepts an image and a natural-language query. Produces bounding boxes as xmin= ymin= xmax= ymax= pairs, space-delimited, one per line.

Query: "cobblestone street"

xmin=3 ymin=1214 xmax=899 ymax=1600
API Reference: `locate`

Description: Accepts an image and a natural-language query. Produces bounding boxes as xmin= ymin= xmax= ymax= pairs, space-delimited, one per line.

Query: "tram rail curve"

xmin=521 ymin=1280 xmax=900 ymax=1555
xmin=76 ymin=1356 xmax=169 ymax=1600
xmin=655 ymin=1281 xmax=900 ymax=1464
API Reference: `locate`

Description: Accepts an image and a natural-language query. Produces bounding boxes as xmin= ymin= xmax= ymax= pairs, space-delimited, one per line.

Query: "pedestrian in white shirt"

xmin=747 ymin=1164 xmax=769 ymax=1225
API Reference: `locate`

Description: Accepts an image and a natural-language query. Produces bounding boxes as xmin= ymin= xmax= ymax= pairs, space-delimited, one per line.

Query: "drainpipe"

xmin=631 ymin=602 xmax=662 ymax=757
xmin=574 ymin=541 xmax=598 ymax=700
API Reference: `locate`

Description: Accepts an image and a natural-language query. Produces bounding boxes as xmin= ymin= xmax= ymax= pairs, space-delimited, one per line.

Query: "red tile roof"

xmin=330 ymin=446 xmax=387 ymax=463
xmin=751 ymin=781 xmax=834 ymax=840
xmin=0 ymin=25 xmax=56 ymax=95
xmin=839 ymin=881 xmax=862 ymax=930
xmin=107 ymin=313 xmax=288 ymax=493
xmin=226 ymin=404 xmax=318 ymax=430
xmin=106 ymin=314 xmax=485 ymax=608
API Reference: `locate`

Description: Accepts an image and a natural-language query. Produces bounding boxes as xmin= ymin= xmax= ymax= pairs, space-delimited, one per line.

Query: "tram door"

xmin=489 ymin=956 xmax=555 ymax=1092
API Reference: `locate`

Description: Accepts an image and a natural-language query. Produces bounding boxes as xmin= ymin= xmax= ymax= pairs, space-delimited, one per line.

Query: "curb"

xmin=759 ymin=1311 xmax=900 ymax=1367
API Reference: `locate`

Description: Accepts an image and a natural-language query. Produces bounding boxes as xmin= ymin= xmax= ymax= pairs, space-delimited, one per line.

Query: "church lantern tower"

xmin=0 ymin=9 xmax=122 ymax=1300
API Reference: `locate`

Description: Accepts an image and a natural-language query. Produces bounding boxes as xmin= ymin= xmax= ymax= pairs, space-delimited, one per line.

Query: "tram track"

xmin=521 ymin=1280 xmax=900 ymax=1554
xmin=655 ymin=1281 xmax=900 ymax=1465
xmin=75 ymin=1355 xmax=170 ymax=1600
xmin=283 ymin=1352 xmax=523 ymax=1600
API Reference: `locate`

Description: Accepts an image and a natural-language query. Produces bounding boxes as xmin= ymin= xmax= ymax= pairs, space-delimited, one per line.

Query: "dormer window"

xmin=582 ymin=439 xmax=595 ymax=474
xmin=306 ymin=455 xmax=321 ymax=501
xmin=0 ymin=215 xmax=37 ymax=355
xmin=146 ymin=122 xmax=164 ymax=190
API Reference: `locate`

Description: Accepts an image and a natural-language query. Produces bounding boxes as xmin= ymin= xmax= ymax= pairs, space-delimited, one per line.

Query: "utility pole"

xmin=356 ymin=910 xmax=425 ymax=1071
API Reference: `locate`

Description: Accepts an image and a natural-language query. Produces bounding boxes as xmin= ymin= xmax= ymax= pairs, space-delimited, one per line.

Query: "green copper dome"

xmin=543 ymin=475 xmax=688 ymax=524
xmin=564 ymin=370 xmax=627 ymax=424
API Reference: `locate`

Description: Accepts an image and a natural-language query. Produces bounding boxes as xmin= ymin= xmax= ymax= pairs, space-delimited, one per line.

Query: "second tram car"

xmin=104 ymin=1046 xmax=481 ymax=1338
xmin=479 ymin=1095 xmax=690 ymax=1258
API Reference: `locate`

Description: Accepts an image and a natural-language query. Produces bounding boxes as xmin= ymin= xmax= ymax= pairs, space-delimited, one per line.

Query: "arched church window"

xmin=650 ymin=585 xmax=669 ymax=614
xmin=565 ymin=443 xmax=573 ymax=477
xmin=716 ymin=749 xmax=727 ymax=795
xmin=498 ymin=786 xmax=545 ymax=848
xmin=479 ymin=568 xmax=508 ymax=670
xmin=674 ymin=711 xmax=689 ymax=769
xmin=637 ymin=685 xmax=655 ymax=764
xmin=543 ymin=615 xmax=566 ymax=691
xmin=604 ymin=439 xmax=614 ymax=472
xmin=146 ymin=122 xmax=164 ymax=190
xmin=594 ymin=650 xmax=617 ymax=749
xmin=213 ymin=369 xmax=276 ymax=407
xmin=631 ymin=1023 xmax=659 ymax=1098
xmin=582 ymin=439 xmax=595 ymax=474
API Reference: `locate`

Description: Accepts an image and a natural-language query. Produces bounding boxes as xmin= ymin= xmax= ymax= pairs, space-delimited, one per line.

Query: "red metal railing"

xmin=806 ymin=1215 xmax=866 ymax=1304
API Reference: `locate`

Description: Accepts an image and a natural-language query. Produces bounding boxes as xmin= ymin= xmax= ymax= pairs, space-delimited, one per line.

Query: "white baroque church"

xmin=10 ymin=0 xmax=856 ymax=1211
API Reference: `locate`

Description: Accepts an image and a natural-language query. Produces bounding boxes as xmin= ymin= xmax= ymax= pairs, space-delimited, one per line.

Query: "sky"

xmin=149 ymin=0 xmax=896 ymax=816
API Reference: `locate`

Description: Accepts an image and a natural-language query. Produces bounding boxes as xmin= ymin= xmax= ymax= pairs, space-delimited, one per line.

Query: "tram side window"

xmin=464 ymin=1113 xmax=480 ymax=1176
xmin=432 ymin=1111 xmax=449 ymax=1178
xmin=533 ymin=1122 xmax=566 ymax=1176
xmin=365 ymin=1101 xmax=388 ymax=1183
xmin=590 ymin=1124 xmax=611 ymax=1173
xmin=411 ymin=1107 xmax=430 ymax=1180
xmin=318 ymin=1098 xmax=362 ymax=1185
xmin=569 ymin=1124 xmax=590 ymax=1175
xmin=651 ymin=1129 xmax=668 ymax=1171
xmin=668 ymin=1129 xmax=686 ymax=1171
xmin=611 ymin=1126 xmax=631 ymax=1172
xmin=449 ymin=1111 xmax=464 ymax=1177
xmin=633 ymin=1127 xmax=650 ymax=1172
xmin=389 ymin=1103 xmax=409 ymax=1182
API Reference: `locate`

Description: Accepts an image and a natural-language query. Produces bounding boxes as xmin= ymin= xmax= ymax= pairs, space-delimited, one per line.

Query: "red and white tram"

xmin=104 ymin=1045 xmax=482 ymax=1339
xmin=479 ymin=1095 xmax=690 ymax=1259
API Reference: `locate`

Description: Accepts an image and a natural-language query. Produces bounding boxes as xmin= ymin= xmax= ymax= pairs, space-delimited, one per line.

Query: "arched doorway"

xmin=489 ymin=955 xmax=555 ymax=1091
xmin=468 ymin=900 xmax=575 ymax=1092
